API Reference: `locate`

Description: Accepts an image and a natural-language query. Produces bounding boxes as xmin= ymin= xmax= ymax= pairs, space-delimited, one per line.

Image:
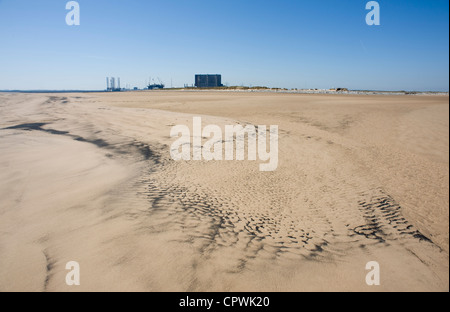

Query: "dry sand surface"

xmin=0 ymin=91 xmax=448 ymax=292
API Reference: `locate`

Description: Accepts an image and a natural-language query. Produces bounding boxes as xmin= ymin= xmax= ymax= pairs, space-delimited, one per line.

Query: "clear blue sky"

xmin=0 ymin=0 xmax=448 ymax=91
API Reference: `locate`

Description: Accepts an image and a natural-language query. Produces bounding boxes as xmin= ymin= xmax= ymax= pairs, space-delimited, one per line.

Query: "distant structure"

xmin=147 ymin=77 xmax=165 ymax=90
xmin=106 ymin=77 xmax=121 ymax=92
xmin=195 ymin=74 xmax=223 ymax=88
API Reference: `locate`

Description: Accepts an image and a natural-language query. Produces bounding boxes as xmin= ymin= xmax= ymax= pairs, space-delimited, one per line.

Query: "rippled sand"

xmin=0 ymin=91 xmax=448 ymax=291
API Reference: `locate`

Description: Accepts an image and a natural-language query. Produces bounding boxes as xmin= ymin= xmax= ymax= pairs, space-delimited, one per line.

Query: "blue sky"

xmin=0 ymin=0 xmax=448 ymax=91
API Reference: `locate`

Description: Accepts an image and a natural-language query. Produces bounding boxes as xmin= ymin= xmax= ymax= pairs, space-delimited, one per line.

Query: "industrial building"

xmin=106 ymin=77 xmax=121 ymax=92
xmin=147 ymin=77 xmax=165 ymax=90
xmin=195 ymin=74 xmax=223 ymax=88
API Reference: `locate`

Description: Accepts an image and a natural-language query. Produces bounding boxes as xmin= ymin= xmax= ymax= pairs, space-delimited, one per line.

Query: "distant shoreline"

xmin=1 ymin=88 xmax=448 ymax=96
xmin=155 ymin=88 xmax=450 ymax=96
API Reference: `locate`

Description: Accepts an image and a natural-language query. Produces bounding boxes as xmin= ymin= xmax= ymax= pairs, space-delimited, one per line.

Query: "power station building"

xmin=195 ymin=74 xmax=223 ymax=88
xmin=106 ymin=77 xmax=121 ymax=92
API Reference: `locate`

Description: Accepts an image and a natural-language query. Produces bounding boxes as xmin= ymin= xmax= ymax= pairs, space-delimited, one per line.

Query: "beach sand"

xmin=0 ymin=91 xmax=448 ymax=291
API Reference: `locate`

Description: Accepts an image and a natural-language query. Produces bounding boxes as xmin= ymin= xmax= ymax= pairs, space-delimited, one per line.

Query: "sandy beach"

xmin=0 ymin=91 xmax=448 ymax=292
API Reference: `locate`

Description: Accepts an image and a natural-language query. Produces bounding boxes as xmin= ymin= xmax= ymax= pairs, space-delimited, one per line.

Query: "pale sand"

xmin=0 ymin=91 xmax=448 ymax=292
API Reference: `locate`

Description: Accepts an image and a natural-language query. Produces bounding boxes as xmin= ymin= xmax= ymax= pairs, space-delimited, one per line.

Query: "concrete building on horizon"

xmin=195 ymin=74 xmax=223 ymax=88
xmin=106 ymin=77 xmax=121 ymax=92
